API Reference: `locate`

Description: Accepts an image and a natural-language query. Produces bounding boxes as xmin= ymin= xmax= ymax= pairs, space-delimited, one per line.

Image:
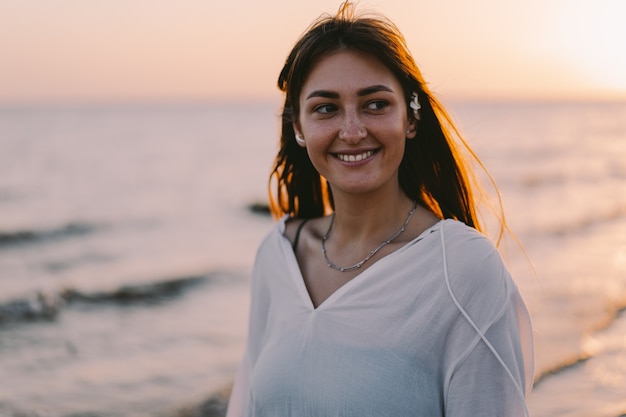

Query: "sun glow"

xmin=556 ymin=0 xmax=626 ymax=96
xmin=1 ymin=0 xmax=625 ymax=103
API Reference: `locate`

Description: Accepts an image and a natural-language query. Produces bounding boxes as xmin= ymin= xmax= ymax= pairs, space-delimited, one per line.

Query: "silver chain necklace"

xmin=321 ymin=202 xmax=417 ymax=272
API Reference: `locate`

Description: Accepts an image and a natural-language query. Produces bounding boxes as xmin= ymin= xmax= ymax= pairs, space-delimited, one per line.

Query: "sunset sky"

xmin=1 ymin=0 xmax=625 ymax=104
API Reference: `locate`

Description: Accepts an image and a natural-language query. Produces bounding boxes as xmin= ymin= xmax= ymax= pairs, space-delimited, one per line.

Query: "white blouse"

xmin=227 ymin=218 xmax=534 ymax=417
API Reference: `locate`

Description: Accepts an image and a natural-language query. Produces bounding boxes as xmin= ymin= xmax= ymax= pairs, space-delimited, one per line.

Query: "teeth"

xmin=337 ymin=150 xmax=374 ymax=162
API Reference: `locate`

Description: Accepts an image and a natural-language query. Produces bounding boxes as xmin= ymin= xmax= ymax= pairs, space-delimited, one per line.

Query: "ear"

xmin=406 ymin=118 xmax=418 ymax=139
xmin=293 ymin=122 xmax=307 ymax=148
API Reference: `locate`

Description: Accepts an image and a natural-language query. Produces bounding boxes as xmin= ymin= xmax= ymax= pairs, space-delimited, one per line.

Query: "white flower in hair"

xmin=410 ymin=92 xmax=421 ymax=120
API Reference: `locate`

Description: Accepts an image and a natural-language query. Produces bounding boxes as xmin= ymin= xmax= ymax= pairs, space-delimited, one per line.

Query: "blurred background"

xmin=2 ymin=0 xmax=626 ymax=104
xmin=1 ymin=1 xmax=625 ymax=416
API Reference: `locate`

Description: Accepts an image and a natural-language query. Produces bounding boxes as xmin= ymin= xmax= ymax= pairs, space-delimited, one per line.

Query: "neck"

xmin=328 ymin=189 xmax=415 ymax=245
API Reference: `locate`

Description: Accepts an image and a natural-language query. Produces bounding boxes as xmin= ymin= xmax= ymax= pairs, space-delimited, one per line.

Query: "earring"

xmin=295 ymin=133 xmax=306 ymax=146
xmin=410 ymin=92 xmax=421 ymax=120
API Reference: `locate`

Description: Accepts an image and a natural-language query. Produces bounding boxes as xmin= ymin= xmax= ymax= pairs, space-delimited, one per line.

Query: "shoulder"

xmin=282 ymin=217 xmax=307 ymax=248
xmin=254 ymin=215 xmax=326 ymax=262
xmin=439 ymin=219 xmax=513 ymax=317
xmin=254 ymin=216 xmax=288 ymax=260
xmin=251 ymin=216 xmax=292 ymax=292
xmin=439 ymin=219 xmax=501 ymax=271
xmin=440 ymin=218 xmax=495 ymax=248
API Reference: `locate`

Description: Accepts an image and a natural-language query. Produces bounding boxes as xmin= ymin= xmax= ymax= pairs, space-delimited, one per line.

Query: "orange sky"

xmin=1 ymin=0 xmax=625 ymax=104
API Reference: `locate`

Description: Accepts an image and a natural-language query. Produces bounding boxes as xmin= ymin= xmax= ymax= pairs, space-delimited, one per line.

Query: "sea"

xmin=0 ymin=98 xmax=624 ymax=417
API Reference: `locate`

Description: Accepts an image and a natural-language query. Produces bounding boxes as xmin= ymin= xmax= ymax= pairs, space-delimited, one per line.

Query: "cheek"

xmin=304 ymin=141 xmax=330 ymax=165
xmin=372 ymin=120 xmax=409 ymax=144
xmin=301 ymin=123 xmax=337 ymax=147
xmin=303 ymin=148 xmax=330 ymax=178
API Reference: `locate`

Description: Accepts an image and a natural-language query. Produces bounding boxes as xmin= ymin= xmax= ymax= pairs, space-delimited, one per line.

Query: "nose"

xmin=338 ymin=110 xmax=367 ymax=143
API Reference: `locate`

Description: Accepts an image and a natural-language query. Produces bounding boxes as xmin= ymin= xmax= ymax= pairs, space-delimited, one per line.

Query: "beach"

xmin=0 ymin=100 xmax=625 ymax=416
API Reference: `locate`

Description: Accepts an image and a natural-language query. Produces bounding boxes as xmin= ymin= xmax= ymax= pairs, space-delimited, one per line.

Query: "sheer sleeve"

xmin=225 ymin=228 xmax=276 ymax=417
xmin=445 ymin=291 xmax=533 ymax=416
xmin=440 ymin=223 xmax=534 ymax=417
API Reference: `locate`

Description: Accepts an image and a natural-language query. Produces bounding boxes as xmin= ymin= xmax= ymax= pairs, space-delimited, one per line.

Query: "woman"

xmin=227 ymin=3 xmax=534 ymax=416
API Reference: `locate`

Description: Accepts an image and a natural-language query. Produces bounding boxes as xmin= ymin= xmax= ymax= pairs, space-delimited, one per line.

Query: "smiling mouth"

xmin=335 ymin=149 xmax=378 ymax=162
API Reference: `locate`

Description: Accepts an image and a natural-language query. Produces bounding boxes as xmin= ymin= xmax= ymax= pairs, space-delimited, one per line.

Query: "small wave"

xmin=0 ymin=291 xmax=64 ymax=323
xmin=170 ymin=384 xmax=231 ymax=417
xmin=533 ymin=354 xmax=591 ymax=387
xmin=43 ymin=252 xmax=116 ymax=273
xmin=533 ymin=302 xmax=626 ymax=389
xmin=0 ymin=222 xmax=98 ymax=248
xmin=247 ymin=201 xmax=271 ymax=216
xmin=0 ymin=404 xmax=113 ymax=417
xmin=0 ymin=274 xmax=211 ymax=325
xmin=63 ymin=274 xmax=207 ymax=305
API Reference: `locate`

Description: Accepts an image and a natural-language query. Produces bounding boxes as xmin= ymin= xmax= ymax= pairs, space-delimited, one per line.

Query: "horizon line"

xmin=1 ymin=92 xmax=626 ymax=109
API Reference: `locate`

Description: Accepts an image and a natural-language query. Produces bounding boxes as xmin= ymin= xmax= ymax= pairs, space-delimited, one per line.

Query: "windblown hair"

xmin=270 ymin=2 xmax=502 ymax=235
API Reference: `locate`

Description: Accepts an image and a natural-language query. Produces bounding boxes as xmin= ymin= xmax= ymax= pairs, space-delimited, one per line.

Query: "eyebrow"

xmin=305 ymin=84 xmax=394 ymax=100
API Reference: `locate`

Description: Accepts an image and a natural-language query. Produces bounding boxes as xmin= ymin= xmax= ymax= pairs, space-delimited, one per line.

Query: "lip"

xmin=332 ymin=148 xmax=380 ymax=164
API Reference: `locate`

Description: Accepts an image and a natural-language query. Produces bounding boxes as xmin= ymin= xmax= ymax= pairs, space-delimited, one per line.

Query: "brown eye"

xmin=366 ymin=100 xmax=389 ymax=111
xmin=314 ymin=104 xmax=338 ymax=114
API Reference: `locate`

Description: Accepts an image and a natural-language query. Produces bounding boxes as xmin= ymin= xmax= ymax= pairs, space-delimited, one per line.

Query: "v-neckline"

xmin=280 ymin=218 xmax=443 ymax=311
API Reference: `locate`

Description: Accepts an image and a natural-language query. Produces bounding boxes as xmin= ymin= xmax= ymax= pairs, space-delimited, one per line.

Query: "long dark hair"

xmin=270 ymin=2 xmax=501 ymax=235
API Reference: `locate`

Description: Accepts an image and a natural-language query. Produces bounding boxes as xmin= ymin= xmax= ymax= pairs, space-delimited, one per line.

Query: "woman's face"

xmin=295 ymin=49 xmax=416 ymax=197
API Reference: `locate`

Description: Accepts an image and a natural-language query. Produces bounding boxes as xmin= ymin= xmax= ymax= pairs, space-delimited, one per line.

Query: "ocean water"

xmin=0 ymin=100 xmax=625 ymax=416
